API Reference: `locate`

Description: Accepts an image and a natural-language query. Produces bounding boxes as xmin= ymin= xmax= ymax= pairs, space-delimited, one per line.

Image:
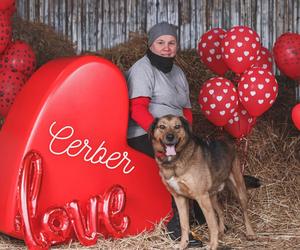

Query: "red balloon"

xmin=0 ymin=69 xmax=27 ymax=117
xmin=291 ymin=103 xmax=300 ymax=130
xmin=0 ymin=56 xmax=171 ymax=242
xmin=0 ymin=40 xmax=37 ymax=77
xmin=273 ymin=32 xmax=300 ymax=80
xmin=221 ymin=26 xmax=261 ymax=74
xmin=0 ymin=0 xmax=15 ymax=11
xmin=238 ymin=67 xmax=278 ymax=117
xmin=198 ymin=77 xmax=238 ymax=126
xmin=0 ymin=11 xmax=12 ymax=54
xmin=197 ymin=28 xmax=229 ymax=75
xmin=253 ymin=46 xmax=273 ymax=71
xmin=224 ymin=104 xmax=256 ymax=138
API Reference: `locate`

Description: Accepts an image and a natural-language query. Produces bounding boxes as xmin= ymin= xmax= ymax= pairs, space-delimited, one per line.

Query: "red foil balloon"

xmin=198 ymin=77 xmax=238 ymax=126
xmin=273 ymin=32 xmax=300 ymax=80
xmin=19 ymin=151 xmax=49 ymax=250
xmin=18 ymin=150 xmax=130 ymax=249
xmin=65 ymin=198 xmax=99 ymax=246
xmin=197 ymin=28 xmax=228 ymax=75
xmin=0 ymin=11 xmax=12 ymax=54
xmin=221 ymin=26 xmax=261 ymax=74
xmin=1 ymin=40 xmax=36 ymax=77
xmin=253 ymin=46 xmax=273 ymax=71
xmin=224 ymin=104 xmax=256 ymax=138
xmin=0 ymin=69 xmax=27 ymax=117
xmin=291 ymin=103 xmax=300 ymax=130
xmin=102 ymin=185 xmax=129 ymax=237
xmin=41 ymin=207 xmax=72 ymax=244
xmin=238 ymin=67 xmax=278 ymax=117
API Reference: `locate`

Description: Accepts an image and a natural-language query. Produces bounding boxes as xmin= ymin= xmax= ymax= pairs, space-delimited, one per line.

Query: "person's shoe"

xmin=187 ymin=233 xmax=203 ymax=248
xmin=243 ymin=175 xmax=261 ymax=189
xmin=166 ymin=206 xmax=203 ymax=247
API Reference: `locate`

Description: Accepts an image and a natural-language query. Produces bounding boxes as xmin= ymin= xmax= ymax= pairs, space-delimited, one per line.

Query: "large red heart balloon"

xmin=238 ymin=67 xmax=278 ymax=117
xmin=198 ymin=77 xmax=238 ymax=126
xmin=197 ymin=28 xmax=228 ymax=76
xmin=273 ymin=32 xmax=300 ymax=80
xmin=224 ymin=104 xmax=256 ymax=138
xmin=221 ymin=26 xmax=261 ymax=74
xmin=0 ymin=56 xmax=171 ymax=240
xmin=291 ymin=103 xmax=300 ymax=130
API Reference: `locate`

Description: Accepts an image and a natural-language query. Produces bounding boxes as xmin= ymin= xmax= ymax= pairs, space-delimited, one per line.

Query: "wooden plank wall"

xmin=15 ymin=0 xmax=300 ymax=54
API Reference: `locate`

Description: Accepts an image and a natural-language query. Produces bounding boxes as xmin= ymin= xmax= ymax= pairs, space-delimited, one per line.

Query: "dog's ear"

xmin=179 ymin=116 xmax=192 ymax=135
xmin=148 ymin=117 xmax=159 ymax=139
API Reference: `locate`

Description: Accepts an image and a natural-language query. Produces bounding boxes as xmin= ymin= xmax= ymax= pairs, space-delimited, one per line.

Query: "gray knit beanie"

xmin=148 ymin=22 xmax=178 ymax=46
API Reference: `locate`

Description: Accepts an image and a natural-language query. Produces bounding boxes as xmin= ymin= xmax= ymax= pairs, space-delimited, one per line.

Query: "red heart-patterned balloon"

xmin=0 ymin=40 xmax=36 ymax=77
xmin=0 ymin=69 xmax=27 ymax=117
xmin=224 ymin=104 xmax=256 ymax=138
xmin=198 ymin=77 xmax=238 ymax=126
xmin=221 ymin=26 xmax=261 ymax=74
xmin=0 ymin=56 xmax=171 ymax=240
xmin=238 ymin=67 xmax=278 ymax=117
xmin=253 ymin=46 xmax=273 ymax=71
xmin=197 ymin=28 xmax=229 ymax=76
xmin=0 ymin=11 xmax=12 ymax=54
xmin=291 ymin=103 xmax=300 ymax=130
xmin=273 ymin=32 xmax=300 ymax=80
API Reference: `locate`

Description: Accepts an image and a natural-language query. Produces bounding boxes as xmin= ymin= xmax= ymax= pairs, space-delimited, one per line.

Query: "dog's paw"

xmin=246 ymin=233 xmax=257 ymax=241
xmin=174 ymin=243 xmax=188 ymax=250
xmin=177 ymin=239 xmax=189 ymax=250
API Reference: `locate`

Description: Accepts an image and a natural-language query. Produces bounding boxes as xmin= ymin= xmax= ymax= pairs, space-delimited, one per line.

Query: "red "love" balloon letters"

xmin=18 ymin=151 xmax=129 ymax=249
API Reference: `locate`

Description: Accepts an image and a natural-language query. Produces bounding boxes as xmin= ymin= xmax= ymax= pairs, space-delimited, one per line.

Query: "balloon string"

xmin=236 ymin=137 xmax=248 ymax=174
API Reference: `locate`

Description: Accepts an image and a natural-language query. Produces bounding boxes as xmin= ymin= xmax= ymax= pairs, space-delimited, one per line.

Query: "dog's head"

xmin=149 ymin=115 xmax=191 ymax=160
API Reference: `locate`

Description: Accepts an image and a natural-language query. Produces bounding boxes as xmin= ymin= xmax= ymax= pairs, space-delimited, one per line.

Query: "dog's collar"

xmin=155 ymin=151 xmax=173 ymax=163
xmin=155 ymin=151 xmax=165 ymax=160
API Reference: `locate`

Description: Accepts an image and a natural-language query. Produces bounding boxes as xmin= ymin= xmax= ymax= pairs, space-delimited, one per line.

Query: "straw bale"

xmin=12 ymin=16 xmax=76 ymax=68
xmin=0 ymin=34 xmax=299 ymax=249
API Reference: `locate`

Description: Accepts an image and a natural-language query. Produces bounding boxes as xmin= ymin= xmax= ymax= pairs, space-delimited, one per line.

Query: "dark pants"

xmin=127 ymin=134 xmax=154 ymax=158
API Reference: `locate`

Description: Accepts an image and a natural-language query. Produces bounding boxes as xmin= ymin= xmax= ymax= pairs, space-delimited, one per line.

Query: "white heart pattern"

xmin=216 ymin=96 xmax=223 ymax=101
xmin=258 ymin=84 xmax=264 ymax=90
xmin=209 ymin=49 xmax=215 ymax=54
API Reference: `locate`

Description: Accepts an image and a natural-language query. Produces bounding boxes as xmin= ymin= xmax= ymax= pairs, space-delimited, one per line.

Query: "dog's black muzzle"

xmin=164 ymin=133 xmax=177 ymax=145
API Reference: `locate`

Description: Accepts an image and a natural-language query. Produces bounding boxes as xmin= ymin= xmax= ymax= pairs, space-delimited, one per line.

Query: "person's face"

xmin=150 ymin=35 xmax=177 ymax=57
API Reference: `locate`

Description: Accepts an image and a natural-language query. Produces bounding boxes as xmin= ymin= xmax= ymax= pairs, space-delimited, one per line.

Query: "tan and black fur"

xmin=149 ymin=115 xmax=256 ymax=250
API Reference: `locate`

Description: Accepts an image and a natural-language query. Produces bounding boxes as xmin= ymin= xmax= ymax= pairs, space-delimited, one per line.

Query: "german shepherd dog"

xmin=149 ymin=115 xmax=256 ymax=250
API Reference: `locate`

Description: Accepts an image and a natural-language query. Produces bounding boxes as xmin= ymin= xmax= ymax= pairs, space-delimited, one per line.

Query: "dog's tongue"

xmin=165 ymin=145 xmax=176 ymax=156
